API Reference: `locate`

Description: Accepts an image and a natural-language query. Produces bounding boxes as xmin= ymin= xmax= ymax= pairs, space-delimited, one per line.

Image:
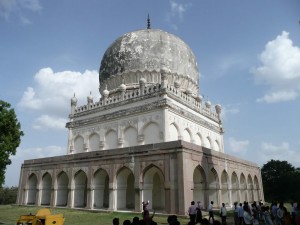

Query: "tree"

xmin=0 ymin=100 xmax=24 ymax=187
xmin=261 ymin=159 xmax=299 ymax=202
xmin=0 ymin=186 xmax=18 ymax=204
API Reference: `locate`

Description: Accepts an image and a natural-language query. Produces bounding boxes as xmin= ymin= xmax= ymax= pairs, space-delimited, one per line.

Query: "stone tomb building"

xmin=17 ymin=27 xmax=264 ymax=214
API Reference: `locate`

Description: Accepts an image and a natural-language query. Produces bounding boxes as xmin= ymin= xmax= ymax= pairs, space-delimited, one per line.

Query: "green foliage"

xmin=0 ymin=100 xmax=24 ymax=187
xmin=261 ymin=159 xmax=300 ymax=202
xmin=0 ymin=186 xmax=18 ymax=204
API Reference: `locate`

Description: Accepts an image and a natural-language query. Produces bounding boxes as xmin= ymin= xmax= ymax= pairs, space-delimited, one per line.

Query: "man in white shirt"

xmin=220 ymin=203 xmax=227 ymax=225
xmin=208 ymin=201 xmax=214 ymax=223
xmin=188 ymin=201 xmax=197 ymax=225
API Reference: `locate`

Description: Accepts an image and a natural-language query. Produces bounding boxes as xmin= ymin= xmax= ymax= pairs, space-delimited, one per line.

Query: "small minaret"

xmin=147 ymin=14 xmax=151 ymax=29
xmin=103 ymin=85 xmax=109 ymax=105
xmin=71 ymin=93 xmax=77 ymax=115
xmin=87 ymin=91 xmax=93 ymax=109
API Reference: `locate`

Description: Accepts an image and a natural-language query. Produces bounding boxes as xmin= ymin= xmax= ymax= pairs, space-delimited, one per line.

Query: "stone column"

xmin=36 ymin=187 xmax=41 ymax=206
xmin=52 ymin=188 xmax=57 ymax=207
xmin=68 ymin=187 xmax=74 ymax=208
xmin=86 ymin=186 xmax=93 ymax=209
xmin=109 ymin=186 xmax=116 ymax=211
xmin=134 ymin=188 xmax=141 ymax=212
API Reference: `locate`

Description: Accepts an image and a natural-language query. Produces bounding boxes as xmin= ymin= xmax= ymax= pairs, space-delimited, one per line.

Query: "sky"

xmin=1 ymin=0 xmax=300 ymax=187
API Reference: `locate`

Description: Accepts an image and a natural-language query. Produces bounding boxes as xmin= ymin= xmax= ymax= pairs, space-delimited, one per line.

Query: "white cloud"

xmin=0 ymin=0 xmax=17 ymax=19
xmin=256 ymin=90 xmax=298 ymax=103
xmin=221 ymin=105 xmax=240 ymax=121
xmin=18 ymin=67 xmax=99 ymax=129
xmin=170 ymin=0 xmax=191 ymax=20
xmin=32 ymin=115 xmax=67 ymax=130
xmin=252 ymin=31 xmax=300 ymax=103
xmin=20 ymin=15 xmax=31 ymax=24
xmin=0 ymin=0 xmax=42 ymax=22
xmin=257 ymin=141 xmax=300 ymax=167
xmin=166 ymin=0 xmax=191 ymax=30
xmin=261 ymin=141 xmax=289 ymax=153
xmin=228 ymin=137 xmax=249 ymax=153
xmin=19 ymin=0 xmax=42 ymax=12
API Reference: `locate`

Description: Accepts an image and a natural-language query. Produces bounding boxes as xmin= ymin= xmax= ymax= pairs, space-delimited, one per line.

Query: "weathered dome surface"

xmin=99 ymin=29 xmax=199 ymax=85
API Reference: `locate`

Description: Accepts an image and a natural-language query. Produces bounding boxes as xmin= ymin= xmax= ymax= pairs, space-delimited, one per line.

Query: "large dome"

xmin=99 ymin=29 xmax=199 ymax=93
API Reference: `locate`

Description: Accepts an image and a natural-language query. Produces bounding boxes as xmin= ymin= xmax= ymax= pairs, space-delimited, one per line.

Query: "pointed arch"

xmin=221 ymin=170 xmax=229 ymax=205
xmin=74 ymin=170 xmax=87 ymax=208
xmin=123 ymin=126 xmax=138 ymax=147
xmin=253 ymin=175 xmax=260 ymax=201
xmin=193 ymin=165 xmax=206 ymax=206
xmin=93 ymin=169 xmax=109 ymax=209
xmin=142 ymin=164 xmax=165 ymax=210
xmin=116 ymin=167 xmax=135 ymax=210
xmin=105 ymin=129 xmax=117 ymax=149
xmin=240 ymin=173 xmax=247 ymax=202
xmin=231 ymin=172 xmax=239 ymax=203
xmin=205 ymin=136 xmax=212 ymax=149
xmin=143 ymin=122 xmax=160 ymax=144
xmin=247 ymin=175 xmax=254 ymax=202
xmin=214 ymin=140 xmax=220 ymax=151
xmin=27 ymin=173 xmax=38 ymax=205
xmin=41 ymin=172 xmax=52 ymax=205
xmin=169 ymin=122 xmax=179 ymax=141
xmin=74 ymin=135 xmax=84 ymax=153
xmin=89 ymin=132 xmax=100 ymax=151
xmin=208 ymin=168 xmax=219 ymax=206
xmin=194 ymin=133 xmax=203 ymax=146
xmin=182 ymin=128 xmax=192 ymax=143
xmin=56 ymin=171 xmax=69 ymax=206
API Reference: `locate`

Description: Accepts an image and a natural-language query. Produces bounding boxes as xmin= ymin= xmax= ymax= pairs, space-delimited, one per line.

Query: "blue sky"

xmin=1 ymin=0 xmax=300 ymax=187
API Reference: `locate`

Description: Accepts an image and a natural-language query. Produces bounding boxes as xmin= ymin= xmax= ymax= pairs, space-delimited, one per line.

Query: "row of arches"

xmin=24 ymin=164 xmax=261 ymax=212
xmin=72 ymin=121 xmax=221 ymax=154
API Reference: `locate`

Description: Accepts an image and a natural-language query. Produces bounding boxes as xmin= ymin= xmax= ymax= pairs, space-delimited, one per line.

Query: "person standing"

xmin=196 ymin=201 xmax=203 ymax=224
xmin=220 ymin=203 xmax=227 ymax=225
xmin=243 ymin=205 xmax=254 ymax=225
xmin=238 ymin=203 xmax=244 ymax=225
xmin=276 ymin=203 xmax=284 ymax=225
xmin=233 ymin=202 xmax=239 ymax=225
xmin=208 ymin=201 xmax=215 ymax=223
xmin=188 ymin=201 xmax=197 ymax=225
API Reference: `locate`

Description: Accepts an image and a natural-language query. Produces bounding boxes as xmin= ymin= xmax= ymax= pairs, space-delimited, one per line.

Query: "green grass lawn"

xmin=0 ymin=205 xmax=193 ymax=225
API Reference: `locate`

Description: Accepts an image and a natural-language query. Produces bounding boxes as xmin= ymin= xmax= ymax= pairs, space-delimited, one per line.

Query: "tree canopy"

xmin=261 ymin=159 xmax=300 ymax=202
xmin=0 ymin=100 xmax=24 ymax=187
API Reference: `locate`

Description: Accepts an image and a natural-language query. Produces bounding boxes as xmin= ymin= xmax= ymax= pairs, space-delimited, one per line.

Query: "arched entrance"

xmin=143 ymin=165 xmax=165 ymax=211
xmin=116 ymin=167 xmax=134 ymax=210
xmin=41 ymin=173 xmax=52 ymax=205
xmin=221 ymin=170 xmax=229 ymax=205
xmin=231 ymin=172 xmax=239 ymax=203
xmin=93 ymin=169 xmax=109 ymax=209
xmin=193 ymin=166 xmax=206 ymax=206
xmin=208 ymin=168 xmax=219 ymax=206
xmin=27 ymin=173 xmax=37 ymax=205
xmin=74 ymin=170 xmax=87 ymax=208
xmin=56 ymin=171 xmax=69 ymax=206
xmin=240 ymin=173 xmax=247 ymax=202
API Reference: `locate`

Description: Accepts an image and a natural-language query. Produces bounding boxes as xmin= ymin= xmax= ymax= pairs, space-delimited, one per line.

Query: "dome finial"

xmin=147 ymin=13 xmax=151 ymax=29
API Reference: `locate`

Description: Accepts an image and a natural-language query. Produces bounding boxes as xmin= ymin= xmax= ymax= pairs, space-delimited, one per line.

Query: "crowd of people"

xmin=112 ymin=200 xmax=300 ymax=225
xmin=232 ymin=200 xmax=300 ymax=225
xmin=187 ymin=200 xmax=300 ymax=225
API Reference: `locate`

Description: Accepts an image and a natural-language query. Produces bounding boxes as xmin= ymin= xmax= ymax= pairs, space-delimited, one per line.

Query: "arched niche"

xmin=93 ymin=169 xmax=109 ymax=209
xmin=143 ymin=165 xmax=165 ymax=210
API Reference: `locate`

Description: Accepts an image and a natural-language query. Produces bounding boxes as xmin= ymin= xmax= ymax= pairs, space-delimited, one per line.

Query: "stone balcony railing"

xmin=71 ymin=83 xmax=221 ymax=122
